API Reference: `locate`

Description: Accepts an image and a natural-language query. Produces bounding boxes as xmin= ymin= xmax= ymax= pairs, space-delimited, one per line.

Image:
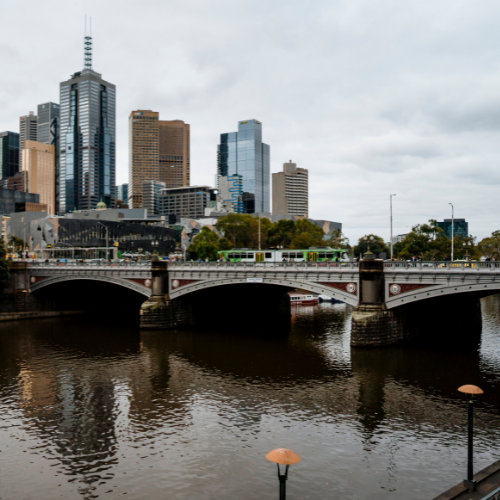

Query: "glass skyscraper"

xmin=217 ymin=119 xmax=270 ymax=214
xmin=59 ymin=35 xmax=115 ymax=213
xmin=0 ymin=131 xmax=20 ymax=180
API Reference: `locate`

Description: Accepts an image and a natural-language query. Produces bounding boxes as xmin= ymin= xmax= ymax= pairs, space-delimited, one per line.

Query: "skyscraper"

xmin=59 ymin=31 xmax=115 ymax=213
xmin=217 ymin=119 xmax=270 ymax=214
xmin=115 ymin=183 xmax=129 ymax=203
xmin=37 ymin=102 xmax=60 ymax=214
xmin=19 ymin=112 xmax=37 ymax=168
xmin=272 ymin=160 xmax=308 ymax=217
xmin=142 ymin=179 xmax=165 ymax=215
xmin=21 ymin=141 xmax=56 ymax=215
xmin=0 ymin=131 xmax=19 ymax=180
xmin=129 ymin=110 xmax=190 ymax=208
xmin=37 ymin=102 xmax=60 ymax=144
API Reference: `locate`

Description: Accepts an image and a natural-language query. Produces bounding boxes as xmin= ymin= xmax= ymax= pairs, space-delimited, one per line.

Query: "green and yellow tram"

xmin=217 ymin=248 xmax=349 ymax=263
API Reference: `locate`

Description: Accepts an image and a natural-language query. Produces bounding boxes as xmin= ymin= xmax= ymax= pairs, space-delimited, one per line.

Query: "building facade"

xmin=19 ymin=112 xmax=38 ymax=168
xmin=37 ymin=102 xmax=60 ymax=214
xmin=0 ymin=131 xmax=19 ymax=180
xmin=59 ymin=35 xmax=116 ymax=213
xmin=142 ymin=179 xmax=165 ymax=215
xmin=217 ymin=119 xmax=270 ymax=214
xmin=128 ymin=110 xmax=190 ymax=208
xmin=437 ymin=219 xmax=469 ymax=239
xmin=21 ymin=141 xmax=56 ymax=215
xmin=272 ymin=160 xmax=308 ymax=217
xmin=218 ymin=174 xmax=243 ymax=213
xmin=0 ymin=188 xmax=43 ymax=216
xmin=160 ymin=186 xmax=217 ymax=222
xmin=115 ymin=183 xmax=129 ymax=203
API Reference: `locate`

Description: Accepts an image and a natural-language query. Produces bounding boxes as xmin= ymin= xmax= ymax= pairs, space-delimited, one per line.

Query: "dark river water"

xmin=1 ymin=297 xmax=500 ymax=500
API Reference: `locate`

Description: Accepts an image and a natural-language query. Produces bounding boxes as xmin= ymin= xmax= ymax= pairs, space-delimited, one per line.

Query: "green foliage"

xmin=478 ymin=231 xmax=500 ymax=260
xmin=326 ymin=230 xmax=351 ymax=250
xmin=0 ymin=239 xmax=10 ymax=295
xmin=215 ymin=213 xmax=271 ymax=249
xmin=188 ymin=227 xmax=221 ymax=261
xmin=291 ymin=219 xmax=325 ymax=249
xmin=267 ymin=219 xmax=296 ymax=248
xmin=8 ymin=236 xmax=25 ymax=250
xmin=353 ymin=234 xmax=389 ymax=257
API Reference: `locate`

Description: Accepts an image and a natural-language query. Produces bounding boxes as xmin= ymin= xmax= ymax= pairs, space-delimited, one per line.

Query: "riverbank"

xmin=0 ymin=310 xmax=86 ymax=322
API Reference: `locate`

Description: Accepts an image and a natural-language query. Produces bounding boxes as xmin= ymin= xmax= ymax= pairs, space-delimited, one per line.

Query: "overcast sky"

xmin=1 ymin=0 xmax=499 ymax=245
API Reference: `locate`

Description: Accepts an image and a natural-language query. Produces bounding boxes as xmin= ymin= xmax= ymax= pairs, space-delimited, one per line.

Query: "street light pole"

xmin=258 ymin=215 xmax=261 ymax=251
xmin=390 ymin=194 xmax=396 ymax=260
xmin=449 ymin=203 xmax=454 ymax=262
xmin=266 ymin=448 xmax=301 ymax=500
xmin=458 ymin=384 xmax=483 ymax=491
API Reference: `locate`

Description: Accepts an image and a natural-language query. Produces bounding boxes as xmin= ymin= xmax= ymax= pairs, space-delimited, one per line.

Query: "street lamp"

xmin=390 ymin=194 xmax=396 ymax=260
xmin=449 ymin=203 xmax=454 ymax=262
xmin=266 ymin=448 xmax=301 ymax=500
xmin=463 ymin=241 xmax=472 ymax=261
xmin=363 ymin=235 xmax=375 ymax=260
xmin=458 ymin=384 xmax=484 ymax=491
xmin=151 ymin=240 xmax=159 ymax=261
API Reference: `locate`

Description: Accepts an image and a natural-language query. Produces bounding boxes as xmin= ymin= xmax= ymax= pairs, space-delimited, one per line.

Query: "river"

xmin=0 ymin=296 xmax=500 ymax=499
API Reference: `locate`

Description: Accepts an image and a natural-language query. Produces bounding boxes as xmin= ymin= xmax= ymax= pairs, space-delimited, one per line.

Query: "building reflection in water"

xmin=0 ymin=298 xmax=499 ymax=499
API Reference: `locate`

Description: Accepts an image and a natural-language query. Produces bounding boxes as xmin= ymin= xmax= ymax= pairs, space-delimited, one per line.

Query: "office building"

xmin=143 ymin=179 xmax=165 ymax=215
xmin=160 ymin=186 xmax=217 ymax=222
xmin=115 ymin=183 xmax=129 ymax=203
xmin=0 ymin=188 xmax=43 ymax=216
xmin=391 ymin=234 xmax=408 ymax=244
xmin=21 ymin=141 xmax=56 ymax=215
xmin=217 ymin=119 xmax=270 ymax=214
xmin=0 ymin=131 xmax=19 ymax=180
xmin=437 ymin=219 xmax=469 ymax=239
xmin=129 ymin=110 xmax=190 ymax=208
xmin=19 ymin=112 xmax=38 ymax=167
xmin=1 ymin=172 xmax=23 ymax=191
xmin=59 ymin=33 xmax=116 ymax=213
xmin=272 ymin=160 xmax=308 ymax=217
xmin=37 ymin=102 xmax=60 ymax=214
xmin=37 ymin=102 xmax=60 ymax=144
xmin=218 ymin=174 xmax=243 ymax=213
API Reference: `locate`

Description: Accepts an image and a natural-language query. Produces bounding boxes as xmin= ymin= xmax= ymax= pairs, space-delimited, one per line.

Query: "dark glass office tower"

xmin=59 ymin=35 xmax=115 ymax=213
xmin=217 ymin=119 xmax=270 ymax=214
xmin=38 ymin=102 xmax=60 ymax=213
xmin=0 ymin=131 xmax=20 ymax=180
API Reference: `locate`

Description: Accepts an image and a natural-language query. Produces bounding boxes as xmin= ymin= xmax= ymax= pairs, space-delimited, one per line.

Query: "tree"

xmin=267 ymin=219 xmax=296 ymax=248
xmin=353 ymin=234 xmax=389 ymax=257
xmin=188 ymin=227 xmax=220 ymax=261
xmin=395 ymin=220 xmax=450 ymax=260
xmin=8 ymin=236 xmax=25 ymax=253
xmin=291 ymin=219 xmax=325 ymax=249
xmin=216 ymin=213 xmax=252 ymax=248
xmin=0 ymin=239 xmax=10 ymax=295
xmin=327 ymin=230 xmax=350 ymax=250
xmin=478 ymin=231 xmax=500 ymax=260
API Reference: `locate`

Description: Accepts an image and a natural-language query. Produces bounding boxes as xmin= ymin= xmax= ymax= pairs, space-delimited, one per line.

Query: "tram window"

xmin=228 ymin=254 xmax=235 ymax=259
xmin=265 ymin=253 xmax=272 ymax=258
xmin=326 ymin=253 xmax=334 ymax=259
xmin=282 ymin=253 xmax=289 ymax=258
xmin=241 ymin=253 xmax=247 ymax=259
xmin=319 ymin=253 xmax=326 ymax=259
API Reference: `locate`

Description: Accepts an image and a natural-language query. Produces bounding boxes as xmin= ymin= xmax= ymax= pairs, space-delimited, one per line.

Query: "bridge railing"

xmin=26 ymin=261 xmax=152 ymax=268
xmin=384 ymin=261 xmax=500 ymax=271
xmin=167 ymin=261 xmax=360 ymax=269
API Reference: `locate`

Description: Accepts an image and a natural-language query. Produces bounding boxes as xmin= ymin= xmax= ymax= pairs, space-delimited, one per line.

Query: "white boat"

xmin=289 ymin=293 xmax=319 ymax=305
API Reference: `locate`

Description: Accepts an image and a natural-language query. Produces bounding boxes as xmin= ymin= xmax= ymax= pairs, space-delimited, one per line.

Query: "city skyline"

xmin=1 ymin=1 xmax=499 ymax=242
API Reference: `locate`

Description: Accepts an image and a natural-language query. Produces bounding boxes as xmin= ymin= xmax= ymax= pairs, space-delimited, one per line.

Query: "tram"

xmin=217 ymin=247 xmax=349 ymax=263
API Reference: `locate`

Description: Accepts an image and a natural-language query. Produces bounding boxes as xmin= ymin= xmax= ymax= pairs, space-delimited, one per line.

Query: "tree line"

xmin=189 ymin=214 xmax=500 ymax=262
xmin=188 ymin=214 xmax=349 ymax=261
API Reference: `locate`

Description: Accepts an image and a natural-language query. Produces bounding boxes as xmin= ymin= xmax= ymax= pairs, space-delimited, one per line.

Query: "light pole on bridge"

xmin=449 ymin=202 xmax=454 ymax=262
xmin=390 ymin=194 xmax=396 ymax=260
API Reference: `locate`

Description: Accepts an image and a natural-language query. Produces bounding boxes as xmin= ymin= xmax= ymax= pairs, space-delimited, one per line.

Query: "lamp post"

xmin=151 ymin=240 xmax=159 ymax=261
xmin=95 ymin=222 xmax=110 ymax=261
xmin=458 ymin=384 xmax=484 ymax=491
xmin=266 ymin=448 xmax=301 ymax=500
xmin=449 ymin=203 xmax=454 ymax=262
xmin=258 ymin=214 xmax=261 ymax=251
xmin=363 ymin=235 xmax=375 ymax=260
xmin=463 ymin=241 xmax=472 ymax=261
xmin=390 ymin=194 xmax=396 ymax=260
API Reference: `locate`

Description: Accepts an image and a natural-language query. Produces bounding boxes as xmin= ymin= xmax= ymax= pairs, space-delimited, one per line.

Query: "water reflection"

xmin=0 ymin=298 xmax=499 ymax=499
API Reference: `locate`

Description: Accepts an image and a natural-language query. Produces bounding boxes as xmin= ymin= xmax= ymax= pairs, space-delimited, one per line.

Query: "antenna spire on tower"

xmin=84 ymin=15 xmax=93 ymax=70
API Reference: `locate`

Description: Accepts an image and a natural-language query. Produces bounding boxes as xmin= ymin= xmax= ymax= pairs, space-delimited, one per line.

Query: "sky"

xmin=1 ymin=0 xmax=499 ymax=245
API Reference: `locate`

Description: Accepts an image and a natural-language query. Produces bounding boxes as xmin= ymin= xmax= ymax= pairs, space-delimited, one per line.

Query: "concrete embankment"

xmin=0 ymin=311 xmax=86 ymax=322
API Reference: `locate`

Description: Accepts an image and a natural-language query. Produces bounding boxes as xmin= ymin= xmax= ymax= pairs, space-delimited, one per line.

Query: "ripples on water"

xmin=0 ymin=297 xmax=500 ymax=499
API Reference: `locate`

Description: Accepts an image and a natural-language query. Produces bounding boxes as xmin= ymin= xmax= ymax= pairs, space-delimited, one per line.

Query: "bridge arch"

xmin=169 ymin=277 xmax=359 ymax=307
xmin=30 ymin=275 xmax=152 ymax=297
xmin=385 ymin=282 xmax=500 ymax=309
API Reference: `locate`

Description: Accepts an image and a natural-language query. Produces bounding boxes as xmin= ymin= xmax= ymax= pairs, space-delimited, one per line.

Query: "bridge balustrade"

xmin=167 ymin=261 xmax=360 ymax=269
xmin=384 ymin=261 xmax=500 ymax=271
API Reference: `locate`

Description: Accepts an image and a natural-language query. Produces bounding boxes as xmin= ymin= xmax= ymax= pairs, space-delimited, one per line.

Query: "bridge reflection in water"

xmin=0 ymin=297 xmax=499 ymax=499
